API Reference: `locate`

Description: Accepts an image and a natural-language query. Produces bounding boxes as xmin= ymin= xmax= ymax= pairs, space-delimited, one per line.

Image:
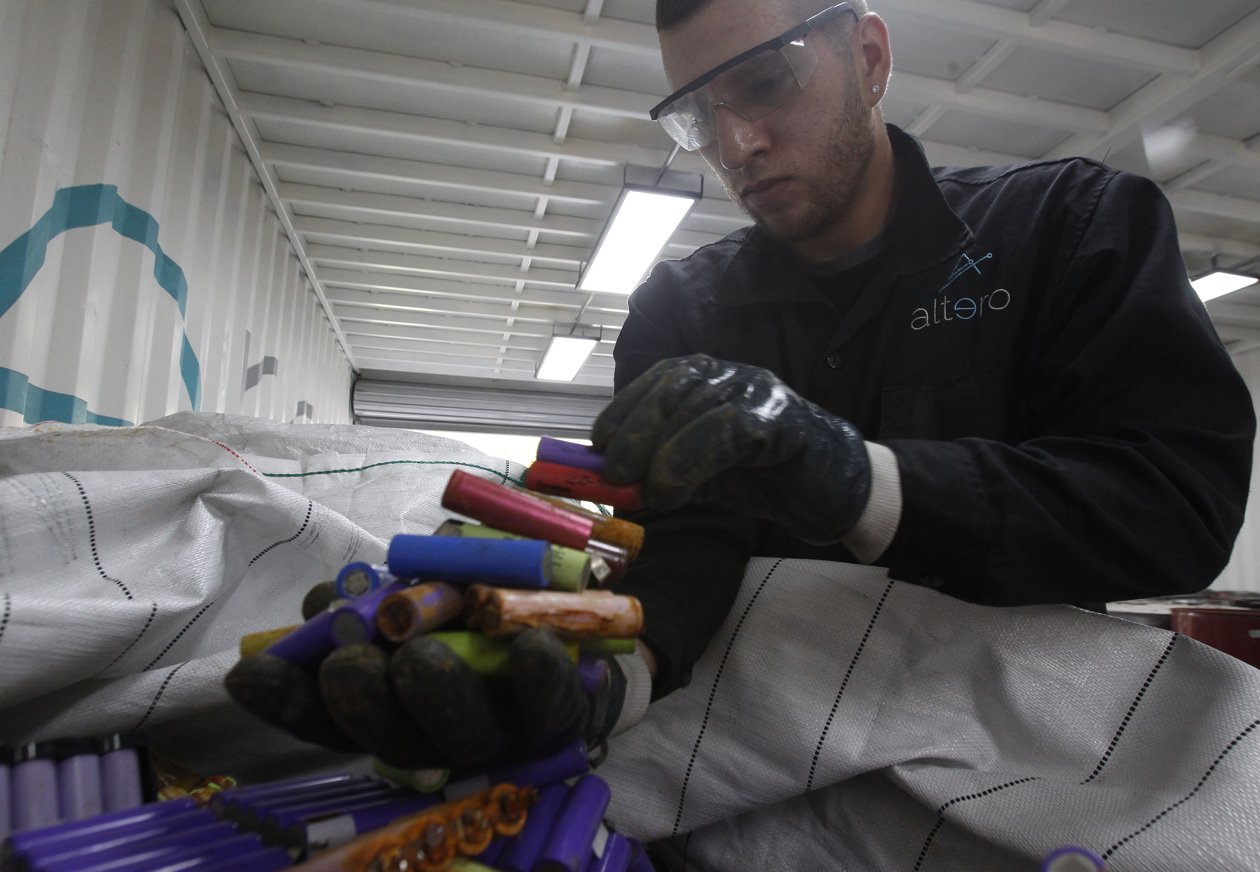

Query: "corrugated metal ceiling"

xmin=171 ymin=0 xmax=1260 ymax=392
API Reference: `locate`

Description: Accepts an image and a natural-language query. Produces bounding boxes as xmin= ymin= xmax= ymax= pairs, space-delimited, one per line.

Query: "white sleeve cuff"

xmin=610 ymin=645 xmax=653 ymax=738
xmin=841 ymin=442 xmax=902 ymax=564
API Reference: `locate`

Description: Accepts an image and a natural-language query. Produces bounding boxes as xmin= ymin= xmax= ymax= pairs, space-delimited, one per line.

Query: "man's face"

xmin=659 ymin=0 xmax=878 ymax=246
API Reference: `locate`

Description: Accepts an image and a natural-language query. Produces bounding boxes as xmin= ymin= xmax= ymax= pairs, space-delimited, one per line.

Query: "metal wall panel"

xmin=1213 ymin=346 xmax=1260 ymax=593
xmin=0 ymin=0 xmax=351 ymax=428
xmin=353 ymin=379 xmax=609 ymax=438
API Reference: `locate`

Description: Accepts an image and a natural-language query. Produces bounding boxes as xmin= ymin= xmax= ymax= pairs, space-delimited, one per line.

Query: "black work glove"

xmin=226 ymin=620 xmax=627 ymax=771
xmin=592 ymin=354 xmax=871 ymax=546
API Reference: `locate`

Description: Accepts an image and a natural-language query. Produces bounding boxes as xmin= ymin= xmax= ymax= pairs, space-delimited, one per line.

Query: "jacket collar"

xmin=711 ymin=124 xmax=974 ymax=306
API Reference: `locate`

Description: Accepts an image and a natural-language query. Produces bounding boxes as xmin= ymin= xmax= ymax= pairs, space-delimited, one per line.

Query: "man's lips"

xmin=741 ymin=177 xmax=790 ymax=208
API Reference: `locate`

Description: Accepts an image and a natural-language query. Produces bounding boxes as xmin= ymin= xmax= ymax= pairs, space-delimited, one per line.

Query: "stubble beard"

xmin=726 ymin=78 xmax=876 ymax=244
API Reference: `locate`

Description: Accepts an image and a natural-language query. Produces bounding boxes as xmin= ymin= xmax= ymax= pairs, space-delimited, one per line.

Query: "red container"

xmin=525 ymin=461 xmax=644 ymax=511
xmin=1170 ymin=607 xmax=1260 ymax=669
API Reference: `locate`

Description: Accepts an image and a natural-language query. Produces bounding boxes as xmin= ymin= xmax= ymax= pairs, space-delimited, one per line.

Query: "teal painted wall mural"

xmin=0 ymin=184 xmax=201 ymax=425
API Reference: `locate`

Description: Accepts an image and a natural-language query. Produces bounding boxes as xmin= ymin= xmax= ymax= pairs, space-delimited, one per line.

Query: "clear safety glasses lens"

xmin=655 ymin=38 xmax=820 ymax=151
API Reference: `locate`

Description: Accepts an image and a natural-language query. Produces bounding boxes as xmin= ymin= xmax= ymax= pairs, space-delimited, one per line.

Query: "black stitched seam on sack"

xmin=671 ymin=558 xmax=784 ymax=837
xmin=143 ymin=601 xmax=214 ymax=671
xmin=1103 ymin=718 xmax=1260 ymax=861
xmin=1082 ymin=633 xmax=1178 ymax=784
xmin=806 ymin=578 xmax=895 ymax=791
xmin=912 ymin=777 xmax=1040 ymax=872
xmin=105 ymin=602 xmax=158 ymax=670
xmin=63 ymin=472 xmax=132 ymax=599
xmin=133 ymin=662 xmax=187 ymax=730
xmin=0 ymin=592 xmax=10 ymax=646
xmin=248 ymin=502 xmax=313 ymax=566
xmin=680 ymin=831 xmax=693 ymax=872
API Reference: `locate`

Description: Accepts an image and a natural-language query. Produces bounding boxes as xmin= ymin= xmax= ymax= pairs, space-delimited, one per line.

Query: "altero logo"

xmin=911 ymin=288 xmax=1010 ymax=330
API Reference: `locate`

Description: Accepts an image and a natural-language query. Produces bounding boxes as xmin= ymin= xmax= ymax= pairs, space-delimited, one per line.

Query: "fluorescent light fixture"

xmin=537 ymin=325 xmax=601 ymax=382
xmin=1191 ymin=271 xmax=1259 ymax=302
xmin=579 ymin=166 xmax=703 ymax=295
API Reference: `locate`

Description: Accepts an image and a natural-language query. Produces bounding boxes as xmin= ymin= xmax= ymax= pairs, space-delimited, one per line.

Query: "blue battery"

xmin=387 ymin=535 xmax=552 ymax=588
xmin=335 ymin=562 xmax=396 ymax=600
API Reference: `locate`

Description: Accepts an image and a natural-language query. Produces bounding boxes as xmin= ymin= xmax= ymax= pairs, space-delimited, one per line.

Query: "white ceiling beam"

xmin=894 ymin=71 xmax=1108 ymax=133
xmin=919 ymin=141 xmax=1026 ymax=168
xmin=239 ymin=93 xmax=689 ymax=170
xmin=1188 ymin=132 xmax=1260 ymax=173
xmin=292 ymin=216 xmax=587 ymax=267
xmin=281 ymin=182 xmax=599 ymax=239
xmin=350 ymin=342 xmax=559 ymax=369
xmin=954 ymin=39 xmax=1017 ymax=94
xmin=261 ymin=142 xmax=611 ymax=206
xmin=342 ymin=322 xmax=549 ymax=350
xmin=330 ymin=291 xmax=628 ymax=329
xmin=1204 ymin=301 xmax=1260 ymax=329
xmin=332 ymin=294 xmax=626 ymax=329
xmin=320 ymin=269 xmax=629 ymax=312
xmin=210 ymin=28 xmax=655 ymax=120
xmin=1165 ymin=160 xmax=1223 ymax=191
xmin=1168 ymin=189 xmax=1260 ymax=224
xmin=1048 ymin=8 xmax=1260 ymax=161
xmin=582 ymin=0 xmax=605 ymax=26
xmin=172 ymin=0 xmax=357 ymax=369
xmin=1028 ymin=0 xmax=1073 ymax=26
xmin=905 ymin=106 xmax=946 ymax=138
xmin=566 ymin=42 xmax=591 ymax=91
xmin=876 ymin=0 xmax=1197 ymax=75
xmin=1179 ymin=233 xmax=1260 ymax=259
xmin=299 ymin=0 xmax=658 ymax=57
xmin=307 ymin=244 xmax=579 ymax=288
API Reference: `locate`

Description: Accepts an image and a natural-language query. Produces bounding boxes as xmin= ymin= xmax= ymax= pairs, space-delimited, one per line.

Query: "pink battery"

xmin=442 ymin=470 xmax=595 ymax=552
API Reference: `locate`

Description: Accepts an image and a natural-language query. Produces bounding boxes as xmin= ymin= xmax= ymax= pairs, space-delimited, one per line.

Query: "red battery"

xmin=524 ymin=461 xmax=644 ymax=511
xmin=442 ymin=470 xmax=595 ymax=552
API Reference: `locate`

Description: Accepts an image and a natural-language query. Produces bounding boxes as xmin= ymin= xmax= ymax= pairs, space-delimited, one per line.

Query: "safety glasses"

xmin=650 ymin=2 xmax=858 ymax=151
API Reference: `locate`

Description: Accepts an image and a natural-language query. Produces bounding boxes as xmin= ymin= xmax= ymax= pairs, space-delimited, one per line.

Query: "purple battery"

xmin=16 ymin=809 xmax=218 ymax=869
xmin=22 ymin=816 xmax=227 ymax=870
xmin=489 ymin=739 xmax=590 ymax=788
xmin=625 ymin=839 xmax=655 ymax=872
xmin=538 ymin=438 xmax=607 ymax=475
xmin=1 ymin=752 xmax=11 ymax=844
xmin=210 ymin=773 xmax=359 ymax=818
xmin=578 ymin=653 xmax=610 ymax=696
xmin=40 ymin=821 xmax=241 ymax=872
xmin=590 ymin=832 xmax=633 ymax=872
xmin=259 ymin=784 xmax=408 ymax=842
xmin=3 ymin=797 xmax=199 ymax=858
xmin=335 ymin=562 xmax=396 ymax=600
xmin=290 ymin=791 xmax=444 ymax=855
xmin=478 ymin=835 xmax=508 ymax=868
xmin=537 ymin=775 xmax=612 ymax=872
xmin=262 ymin=607 xmax=339 ymax=668
xmin=238 ymin=780 xmax=394 ymax=831
xmin=496 ymin=782 xmax=570 ymax=872
xmin=11 ymin=743 xmax=61 ymax=833
xmin=329 ymin=579 xmax=409 ymax=646
xmin=192 ymin=847 xmax=292 ymax=872
xmin=56 ymin=739 xmax=104 ymax=822
xmin=95 ymin=735 xmax=144 ymax=814
xmin=121 ymin=833 xmax=269 ymax=872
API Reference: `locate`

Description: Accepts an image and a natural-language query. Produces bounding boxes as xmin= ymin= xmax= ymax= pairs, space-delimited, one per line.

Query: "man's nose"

xmin=711 ymin=105 xmax=770 ymax=172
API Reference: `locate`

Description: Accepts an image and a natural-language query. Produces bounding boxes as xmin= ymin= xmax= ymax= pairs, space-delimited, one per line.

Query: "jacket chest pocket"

xmin=879 ymin=370 xmax=1011 ymax=440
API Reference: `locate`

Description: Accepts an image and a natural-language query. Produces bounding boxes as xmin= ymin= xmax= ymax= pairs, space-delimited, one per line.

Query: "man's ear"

xmin=852 ymin=13 xmax=892 ymax=107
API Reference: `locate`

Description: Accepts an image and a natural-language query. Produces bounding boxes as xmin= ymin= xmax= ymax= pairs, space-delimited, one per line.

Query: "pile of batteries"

xmin=1 ymin=735 xmax=148 ymax=843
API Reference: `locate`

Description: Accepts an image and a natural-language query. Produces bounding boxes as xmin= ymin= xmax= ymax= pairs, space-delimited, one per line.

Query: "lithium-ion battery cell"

xmin=433 ymin=520 xmax=591 ymax=593
xmin=334 ymin=563 xmax=396 ymax=600
xmin=387 ymin=535 xmax=552 ymax=588
xmin=524 ymin=461 xmax=642 ymax=512
xmin=537 ymin=775 xmax=611 ymax=872
xmin=536 ymin=437 xmax=607 ymax=474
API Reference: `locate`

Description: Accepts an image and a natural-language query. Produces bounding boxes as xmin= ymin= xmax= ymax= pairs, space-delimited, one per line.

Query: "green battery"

xmin=577 ymin=638 xmax=637 ymax=657
xmin=427 ymin=631 xmax=579 ymax=677
xmin=434 ymin=520 xmax=591 ymax=592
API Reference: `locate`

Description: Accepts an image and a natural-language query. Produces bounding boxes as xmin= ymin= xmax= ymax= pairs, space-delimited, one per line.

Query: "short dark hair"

xmin=656 ymin=0 xmax=869 ymax=31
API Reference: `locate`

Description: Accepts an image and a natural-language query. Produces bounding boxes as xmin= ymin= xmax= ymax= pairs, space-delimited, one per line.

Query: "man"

xmin=594 ymin=0 xmax=1256 ymax=702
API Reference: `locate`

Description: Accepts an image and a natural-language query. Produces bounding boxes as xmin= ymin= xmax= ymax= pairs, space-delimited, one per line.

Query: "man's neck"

xmin=789 ymin=126 xmax=897 ymax=263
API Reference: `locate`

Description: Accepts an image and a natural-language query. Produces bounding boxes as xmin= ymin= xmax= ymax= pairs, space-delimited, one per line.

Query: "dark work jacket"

xmin=611 ymin=125 xmax=1256 ymax=697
